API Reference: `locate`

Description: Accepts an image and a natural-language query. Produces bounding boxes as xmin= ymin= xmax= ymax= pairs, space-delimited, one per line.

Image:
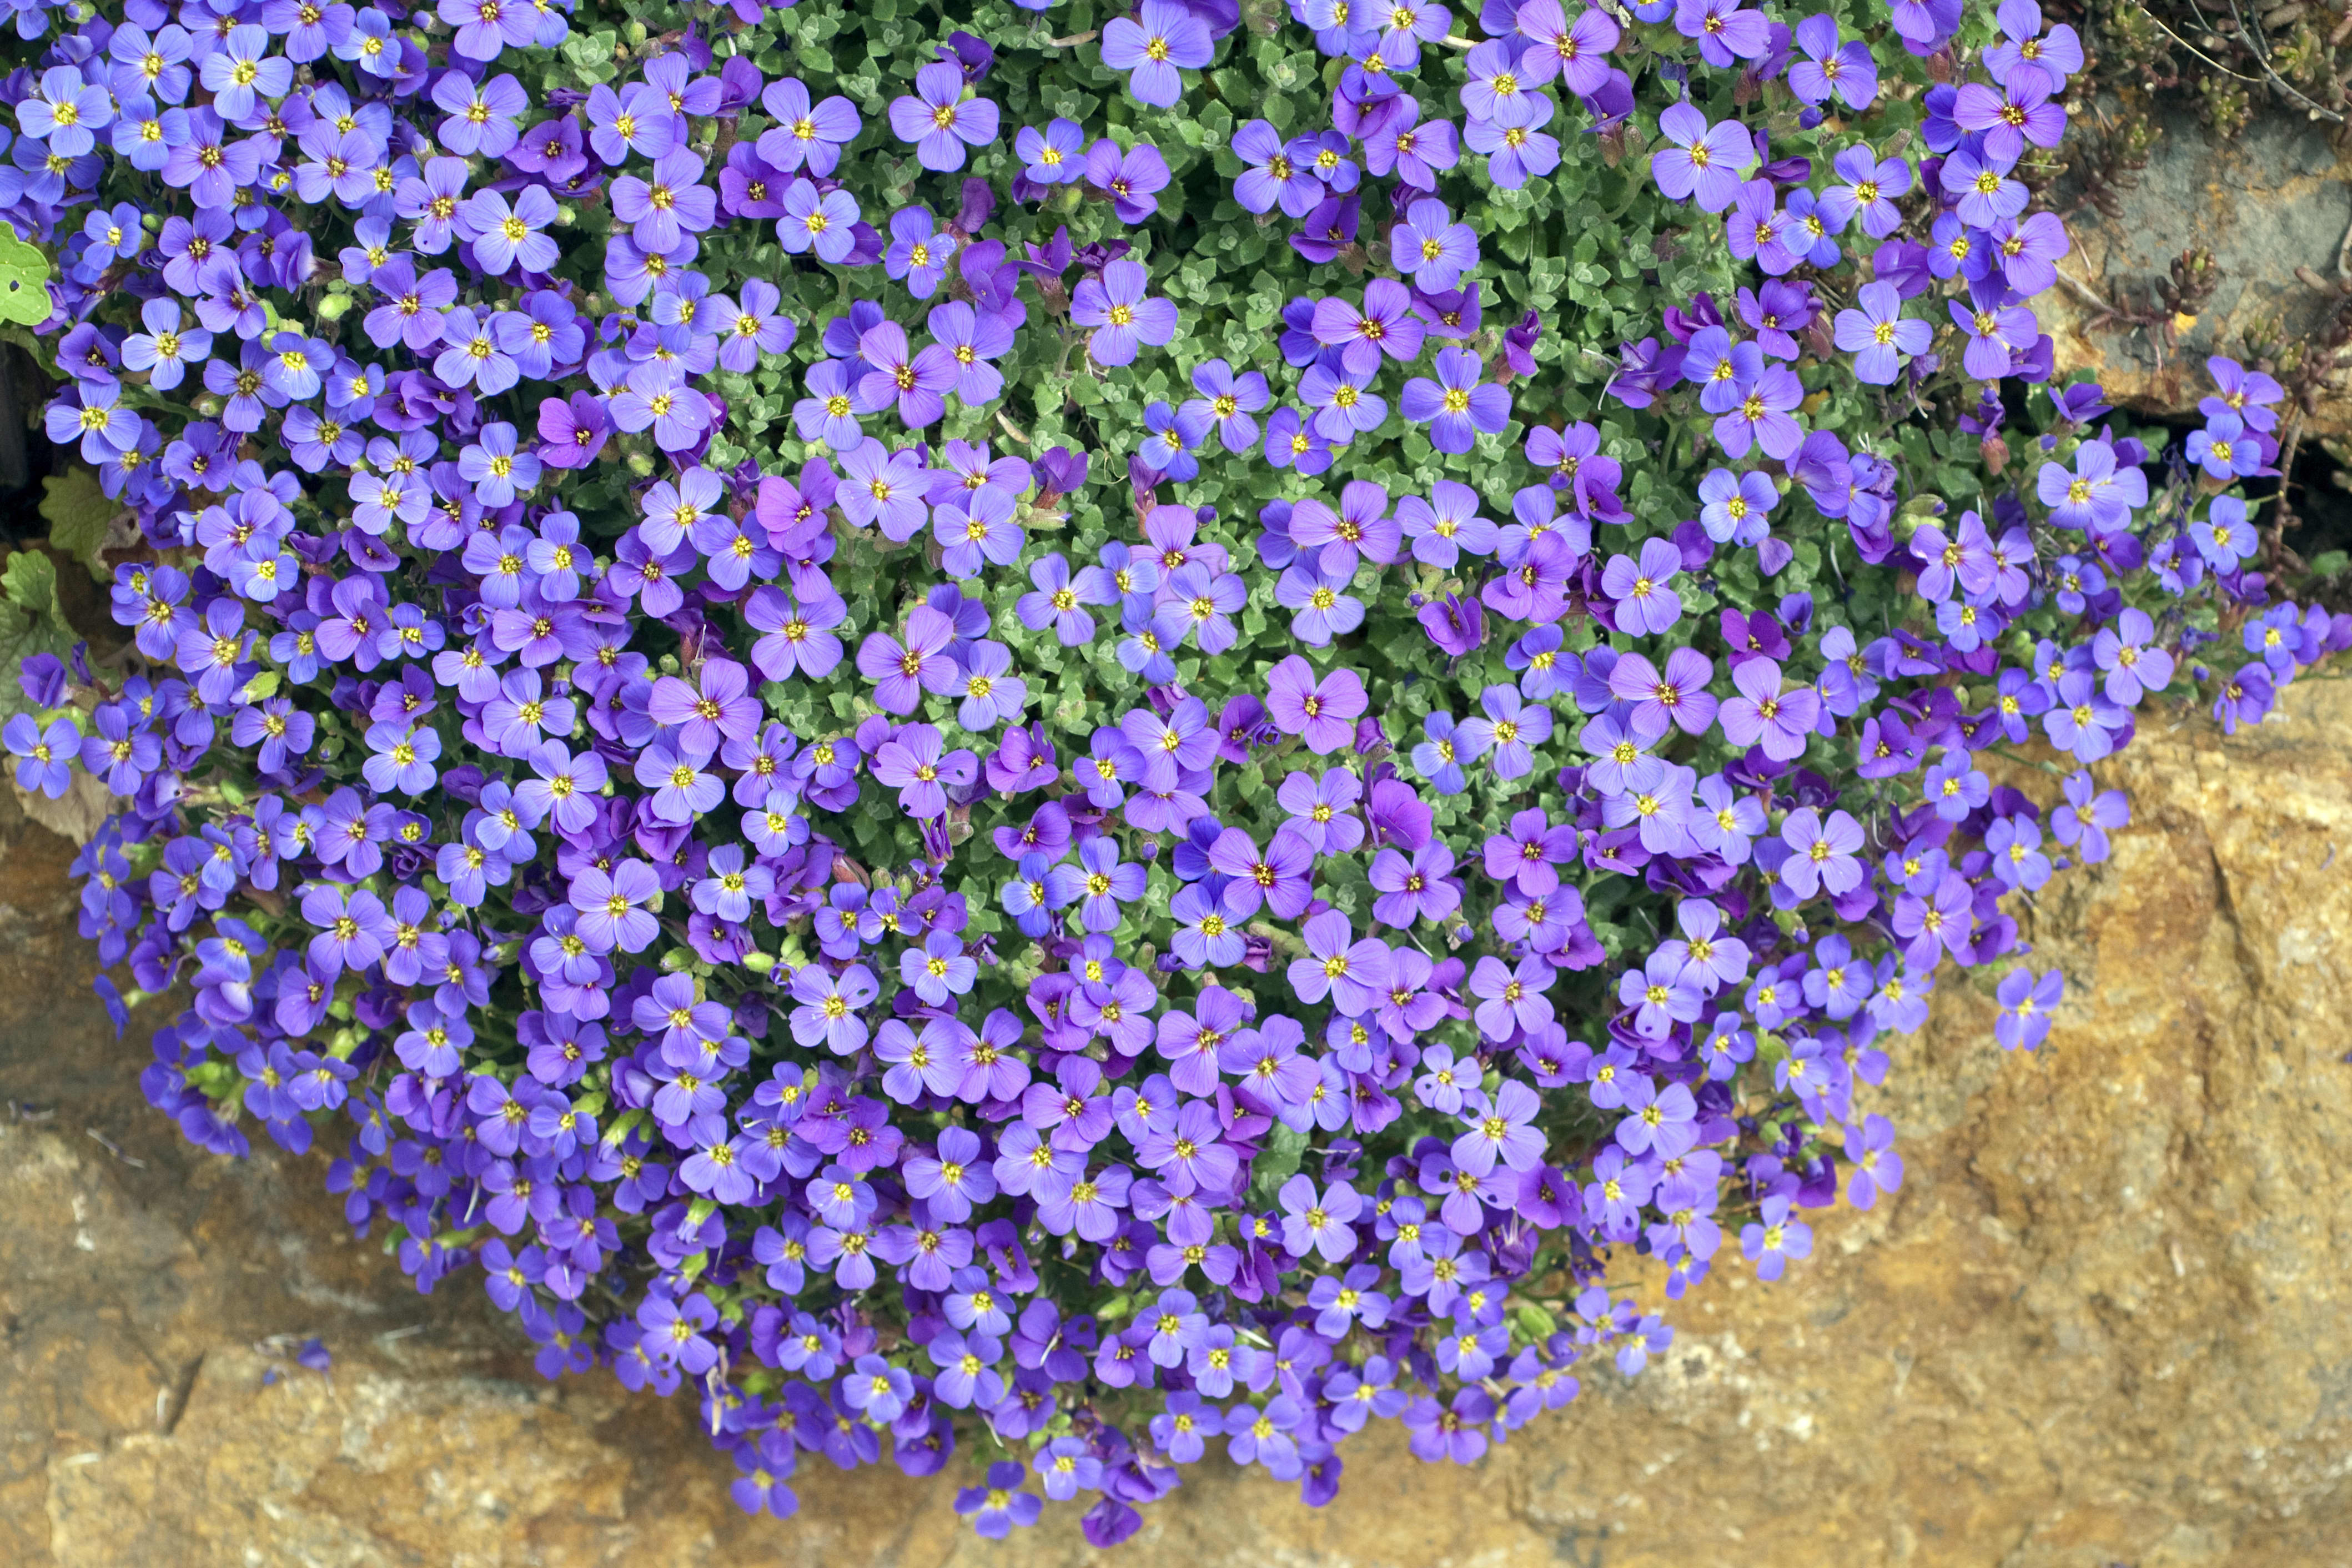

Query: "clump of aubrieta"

xmin=2 ymin=0 xmax=2342 ymax=1544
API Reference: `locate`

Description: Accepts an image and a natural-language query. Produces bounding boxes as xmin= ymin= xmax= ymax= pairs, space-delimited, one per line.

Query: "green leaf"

xmin=39 ymin=466 xmax=118 ymax=581
xmin=0 ymin=222 xmax=51 ymax=326
xmin=1248 ymin=1122 xmax=1311 ymax=1205
xmin=4 ymin=548 xmax=67 ymax=626
xmin=0 ymin=548 xmax=77 ymax=725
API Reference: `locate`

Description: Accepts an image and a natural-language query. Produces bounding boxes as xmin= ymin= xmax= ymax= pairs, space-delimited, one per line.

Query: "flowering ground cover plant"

xmin=2 ymin=0 xmax=2346 ymax=1542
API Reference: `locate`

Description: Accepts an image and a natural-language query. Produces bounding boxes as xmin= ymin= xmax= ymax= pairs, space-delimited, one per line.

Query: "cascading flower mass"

xmin=0 ymin=0 xmax=2342 ymax=1546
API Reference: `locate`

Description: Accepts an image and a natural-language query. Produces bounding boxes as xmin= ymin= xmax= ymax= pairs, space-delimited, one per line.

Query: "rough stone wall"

xmin=4 ymin=678 xmax=2350 ymax=1568
xmin=2041 ymin=107 xmax=2352 ymax=450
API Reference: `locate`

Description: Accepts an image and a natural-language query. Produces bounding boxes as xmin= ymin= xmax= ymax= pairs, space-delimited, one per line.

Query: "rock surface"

xmin=5 ymin=681 xmax=2352 ymax=1567
xmin=2043 ymin=108 xmax=2352 ymax=435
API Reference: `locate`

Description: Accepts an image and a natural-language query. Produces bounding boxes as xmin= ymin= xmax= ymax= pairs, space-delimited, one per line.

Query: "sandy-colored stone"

xmin=3 ymin=679 xmax=2351 ymax=1566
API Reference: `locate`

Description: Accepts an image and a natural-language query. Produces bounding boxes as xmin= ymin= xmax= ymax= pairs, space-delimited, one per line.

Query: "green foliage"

xmin=39 ymin=466 xmax=117 ymax=581
xmin=0 ymin=220 xmax=51 ymax=326
xmin=0 ymin=548 xmax=76 ymax=723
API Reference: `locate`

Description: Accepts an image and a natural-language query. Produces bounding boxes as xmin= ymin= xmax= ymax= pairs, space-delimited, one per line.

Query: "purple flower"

xmin=1265 ymin=556 xmax=1355 ymax=646
xmin=1697 ymin=467 xmax=1776 ymax=547
xmin=198 ymin=27 xmax=294 ymax=121
xmin=635 ymin=736 xmax=724 ymax=823
xmin=1183 ymin=359 xmax=1270 ymax=453
xmin=1392 ymin=198 xmax=1479 ymax=292
xmin=300 ymin=883 xmax=394 ymax=976
xmin=780 ymin=178 xmax=860 ymax=264
xmin=1675 ymin=0 xmax=1772 ymax=64
xmin=1941 ymin=148 xmax=2029 ymax=228
xmin=759 ymin=77 xmax=860 ymax=175
xmin=121 ymin=298 xmax=214 ymax=393
xmin=47 ymin=383 xmax=140 ymax=463
xmin=1289 ymin=480 xmax=1399 ymax=576
xmin=1790 ymin=13 xmax=1878 ymax=108
xmin=1232 ymin=119 xmax=1323 ymax=217
xmin=1740 ymin=1194 xmax=1812 ymax=1280
xmin=1035 ymin=1162 xmax=1130 ymax=1241
xmin=1135 ymin=399 xmax=1209 ymax=482
xmin=794 ymin=359 xmax=863 ymax=448
xmin=2036 ymin=439 xmax=2145 ymax=531
xmin=843 ymin=1353 xmax=913 ymax=1422
xmin=582 ymin=83 xmax=677 ymax=168
xmin=838 ymin=439 xmax=931 ymax=540
xmin=1263 ymin=656 xmax=1367 ymax=754
xmin=2185 ymin=413 xmax=2263 ymax=482
xmin=21 ymin=65 xmax=117 ymax=158
xmin=889 ymin=61 xmax=1000 ymax=171
xmin=1834 ymin=281 xmax=1933 ymax=385
xmin=1102 ymin=0 xmax=1215 ymax=107
xmin=569 ymin=859 xmax=662 ymax=952
xmin=1058 ymin=835 xmax=1144 ymax=932
xmin=1718 ymin=656 xmax=1820 ymax=761
xmin=1517 ymin=1 xmax=1620 ymax=94
xmin=456 ymin=421 xmax=539 ymax=507
xmin=1402 ymin=348 xmax=1511 ymax=453
xmin=361 ymin=720 xmax=440 ymax=795
xmin=944 ymin=641 xmax=1023 ymax=732
xmin=929 ymin=489 xmax=1021 ymax=579
xmin=2204 ymin=354 xmax=2285 ymax=433
xmin=929 ymin=300 xmax=1014 ymax=406
xmin=893 ymin=930 xmax=976 ymax=1008
xmin=1016 ymin=554 xmax=1097 ymax=646
xmin=1072 ymin=259 xmax=1178 ymax=366
xmin=883 ymin=207 xmax=951 ymax=298
xmin=1403 ymin=1388 xmax=1494 ymax=1465
xmin=789 ymin=963 xmax=878 ymax=1055
xmin=1085 ymin=140 xmax=1173 ymax=224
xmin=458 ymin=184 xmax=560 ymax=276
xmin=1651 ymin=102 xmax=1754 ymax=212
xmin=1995 ymin=967 xmax=2065 ymax=1050
xmin=1469 ymin=953 xmax=1556 ymax=1041
xmin=1277 ymin=1174 xmax=1362 ymax=1262
xmin=1821 ymin=145 xmax=1911 ymax=239
xmin=956 ymin=1462 xmax=1042 ymax=1539
xmin=710 ymin=277 xmax=795 ymax=374
xmin=1777 ymin=807 xmax=1865 ymax=899
xmin=1684 ymin=325 xmax=1761 ymax=414
xmin=1605 ymin=647 xmax=1718 ymax=736
xmin=1300 ymin=358 xmax=1385 ymax=443
xmin=1843 ymin=1114 xmax=1906 ymax=1209
xmin=1599 ymin=537 xmax=1686 ymax=636
xmin=1954 ymin=76 xmax=2065 ymax=164
xmin=1728 ymin=180 xmax=1807 ymax=276
xmin=2212 ymin=661 xmax=2276 ymax=735
xmin=439 ymin=0 xmax=537 ymax=62
xmin=1452 ymin=684 xmax=1549 ymax=780
xmin=1364 ymin=98 xmax=1461 ymax=190
xmin=1951 ymin=290 xmax=2040 ymax=381
xmin=2042 ymin=669 xmax=2128 ymax=762
xmin=1032 ymin=1435 xmax=1103 ymax=1502
xmin=1015 ymin=117 xmax=1087 ymax=185
xmin=5 ymin=715 xmax=79 ymax=799
xmin=2092 ymin=606 xmax=2175 ymax=706
xmin=853 ymin=320 xmax=957 ymax=430
xmin=434 ymin=69 xmax=527 ymax=157
xmin=1310 ymin=278 xmax=1425 ymax=376
xmin=2053 ymin=767 xmax=2130 ymax=862
xmin=857 ymin=607 xmax=962 ymax=715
